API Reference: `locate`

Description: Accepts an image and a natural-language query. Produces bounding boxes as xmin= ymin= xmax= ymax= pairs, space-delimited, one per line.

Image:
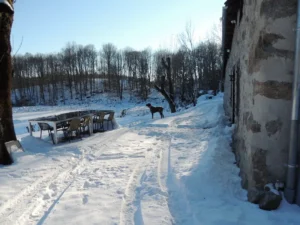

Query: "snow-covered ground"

xmin=1 ymin=93 xmax=300 ymax=225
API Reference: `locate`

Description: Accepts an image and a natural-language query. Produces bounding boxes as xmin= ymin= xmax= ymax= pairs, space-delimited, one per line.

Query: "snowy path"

xmin=1 ymin=95 xmax=300 ymax=224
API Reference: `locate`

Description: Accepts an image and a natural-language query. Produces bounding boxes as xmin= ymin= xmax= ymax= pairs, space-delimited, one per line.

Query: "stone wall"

xmin=224 ymin=0 xmax=297 ymax=189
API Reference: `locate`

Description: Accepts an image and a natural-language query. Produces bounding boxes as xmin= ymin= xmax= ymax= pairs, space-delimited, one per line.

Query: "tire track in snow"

xmin=4 ymin=150 xmax=88 ymax=225
xmin=122 ymin=101 xmax=219 ymax=224
xmin=119 ymin=140 xmax=155 ymax=225
xmin=164 ymin=103 xmax=219 ymax=225
xmin=0 ymin=168 xmax=64 ymax=225
xmin=157 ymin=140 xmax=170 ymax=197
xmin=120 ymin=124 xmax=174 ymax=225
xmin=164 ymin=135 xmax=201 ymax=225
xmin=142 ymin=103 xmax=218 ymax=224
xmin=119 ymin=136 xmax=168 ymax=225
xmin=0 ymin=128 xmax=129 ymax=225
xmin=137 ymin=133 xmax=172 ymax=225
xmin=31 ymin=128 xmax=130 ymax=224
xmin=15 ymin=162 xmax=87 ymax=225
xmin=119 ymin=159 xmax=146 ymax=225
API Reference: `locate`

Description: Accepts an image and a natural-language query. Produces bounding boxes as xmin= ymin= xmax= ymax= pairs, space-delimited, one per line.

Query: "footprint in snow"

xmin=93 ymin=168 xmax=100 ymax=173
xmin=43 ymin=193 xmax=51 ymax=200
xmin=49 ymin=183 xmax=58 ymax=191
xmin=51 ymin=157 xmax=60 ymax=162
xmin=82 ymin=194 xmax=89 ymax=205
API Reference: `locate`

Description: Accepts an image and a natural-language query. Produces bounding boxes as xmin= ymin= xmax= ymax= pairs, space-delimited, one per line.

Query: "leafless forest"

xmin=12 ymin=34 xmax=221 ymax=107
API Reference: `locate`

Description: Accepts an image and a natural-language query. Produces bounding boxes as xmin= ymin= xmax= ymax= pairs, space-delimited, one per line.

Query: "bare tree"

xmin=115 ymin=52 xmax=126 ymax=100
xmin=178 ymin=22 xmax=198 ymax=104
xmin=62 ymin=43 xmax=76 ymax=100
xmin=9 ymin=21 xmax=222 ymax=111
xmin=84 ymin=44 xmax=97 ymax=96
xmin=138 ymin=49 xmax=151 ymax=100
xmin=172 ymin=49 xmax=187 ymax=102
xmin=101 ymin=43 xmax=117 ymax=91
xmin=154 ymin=55 xmax=176 ymax=113
xmin=178 ymin=21 xmax=195 ymax=52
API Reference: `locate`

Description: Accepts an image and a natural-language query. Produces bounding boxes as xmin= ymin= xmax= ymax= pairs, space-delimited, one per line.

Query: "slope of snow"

xmin=0 ymin=93 xmax=299 ymax=224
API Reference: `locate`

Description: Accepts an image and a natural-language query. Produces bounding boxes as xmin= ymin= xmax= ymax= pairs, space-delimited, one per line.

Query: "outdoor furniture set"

xmin=28 ymin=110 xmax=115 ymax=144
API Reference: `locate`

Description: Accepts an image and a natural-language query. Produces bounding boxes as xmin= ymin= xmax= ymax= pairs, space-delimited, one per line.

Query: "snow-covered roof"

xmin=0 ymin=0 xmax=14 ymax=13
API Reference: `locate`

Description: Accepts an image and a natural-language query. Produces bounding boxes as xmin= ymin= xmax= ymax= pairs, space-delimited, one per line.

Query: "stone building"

xmin=222 ymin=0 xmax=299 ymax=204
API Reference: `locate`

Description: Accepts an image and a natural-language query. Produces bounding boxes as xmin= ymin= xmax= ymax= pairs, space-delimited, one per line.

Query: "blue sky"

xmin=11 ymin=0 xmax=225 ymax=54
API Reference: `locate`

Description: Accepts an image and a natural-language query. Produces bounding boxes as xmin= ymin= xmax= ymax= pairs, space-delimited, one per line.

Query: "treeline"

xmin=12 ymin=39 xmax=221 ymax=106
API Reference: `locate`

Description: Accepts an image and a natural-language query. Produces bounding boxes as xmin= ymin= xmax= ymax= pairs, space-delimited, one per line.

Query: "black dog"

xmin=146 ymin=103 xmax=164 ymax=119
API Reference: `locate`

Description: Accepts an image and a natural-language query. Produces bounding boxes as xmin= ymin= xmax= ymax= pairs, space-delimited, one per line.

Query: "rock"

xmin=259 ymin=192 xmax=282 ymax=210
xmin=247 ymin=188 xmax=266 ymax=204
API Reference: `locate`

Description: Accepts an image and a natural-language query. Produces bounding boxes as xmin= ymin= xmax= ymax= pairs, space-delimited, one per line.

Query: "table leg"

xmin=53 ymin=123 xmax=58 ymax=144
xmin=89 ymin=115 xmax=93 ymax=135
xmin=29 ymin=122 xmax=33 ymax=136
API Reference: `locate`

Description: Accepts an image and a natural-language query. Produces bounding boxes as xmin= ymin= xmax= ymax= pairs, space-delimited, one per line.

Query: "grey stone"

xmin=243 ymin=112 xmax=261 ymax=133
xmin=251 ymin=148 xmax=268 ymax=188
xmin=223 ymin=0 xmax=295 ymax=194
xmin=247 ymin=188 xmax=266 ymax=204
xmin=259 ymin=192 xmax=282 ymax=211
xmin=265 ymin=119 xmax=282 ymax=137
xmin=260 ymin=0 xmax=296 ymax=19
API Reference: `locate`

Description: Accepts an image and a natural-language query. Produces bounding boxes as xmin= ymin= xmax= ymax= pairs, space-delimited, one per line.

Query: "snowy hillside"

xmin=0 ymin=93 xmax=300 ymax=225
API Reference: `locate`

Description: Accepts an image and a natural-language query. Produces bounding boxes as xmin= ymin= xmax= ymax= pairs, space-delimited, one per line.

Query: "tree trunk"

xmin=154 ymin=85 xmax=176 ymax=113
xmin=159 ymin=57 xmax=176 ymax=113
xmin=162 ymin=57 xmax=175 ymax=102
xmin=0 ymin=0 xmax=15 ymax=164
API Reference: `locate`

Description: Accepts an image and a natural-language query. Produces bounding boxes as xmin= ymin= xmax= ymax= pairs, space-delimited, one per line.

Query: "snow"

xmin=0 ymin=93 xmax=300 ymax=224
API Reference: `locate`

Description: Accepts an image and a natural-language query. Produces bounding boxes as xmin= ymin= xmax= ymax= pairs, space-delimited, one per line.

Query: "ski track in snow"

xmin=2 ymin=95 xmax=300 ymax=225
xmin=0 ymin=129 xmax=129 ymax=225
xmin=0 ymin=157 xmax=83 ymax=225
xmin=119 ymin=133 xmax=172 ymax=225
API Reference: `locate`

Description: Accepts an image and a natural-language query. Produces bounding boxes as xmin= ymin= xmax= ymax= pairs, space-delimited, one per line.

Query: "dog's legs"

xmin=152 ymin=113 xmax=154 ymax=119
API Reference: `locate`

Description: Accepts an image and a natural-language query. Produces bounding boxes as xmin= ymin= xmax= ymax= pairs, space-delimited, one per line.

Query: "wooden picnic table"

xmin=28 ymin=110 xmax=114 ymax=144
